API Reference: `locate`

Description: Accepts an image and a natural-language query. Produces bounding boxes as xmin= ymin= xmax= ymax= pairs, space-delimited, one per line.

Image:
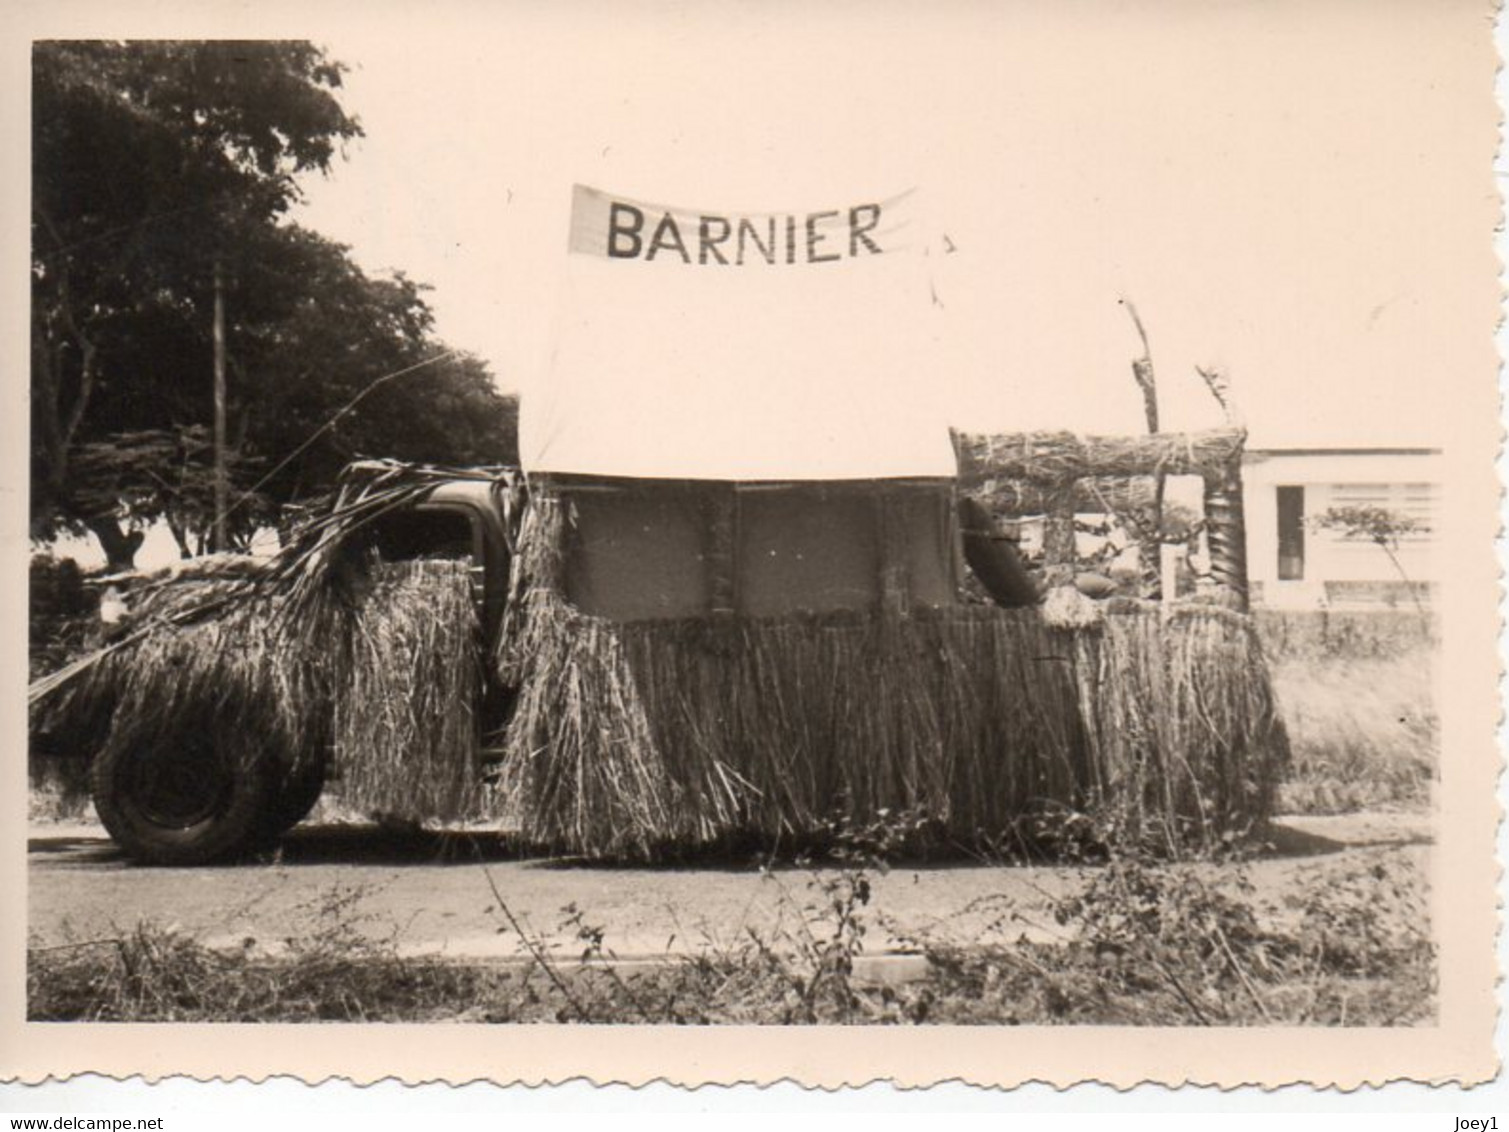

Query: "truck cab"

xmin=361 ymin=479 xmax=516 ymax=647
xmin=355 ymin=478 xmax=522 ymax=758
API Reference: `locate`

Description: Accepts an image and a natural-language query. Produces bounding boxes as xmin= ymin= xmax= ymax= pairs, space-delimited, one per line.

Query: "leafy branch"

xmin=1309 ymin=505 xmax=1430 ymax=620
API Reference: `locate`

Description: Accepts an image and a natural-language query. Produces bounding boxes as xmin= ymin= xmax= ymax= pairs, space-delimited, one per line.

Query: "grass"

xmin=27 ymin=772 xmax=93 ymax=824
xmin=28 ymin=834 xmax=1433 ymax=1026
xmin=1266 ymin=641 xmax=1436 ymax=815
xmin=332 ymin=559 xmax=482 ymax=820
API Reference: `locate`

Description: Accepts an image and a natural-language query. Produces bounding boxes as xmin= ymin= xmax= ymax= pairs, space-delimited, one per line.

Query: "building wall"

xmin=1241 ymin=449 xmax=1440 ymax=608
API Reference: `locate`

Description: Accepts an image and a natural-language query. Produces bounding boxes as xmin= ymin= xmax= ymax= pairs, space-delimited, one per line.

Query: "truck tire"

xmin=90 ymin=738 xmax=270 ymax=866
xmin=254 ymin=757 xmax=327 ymax=844
xmin=959 ymin=496 xmax=1041 ymax=608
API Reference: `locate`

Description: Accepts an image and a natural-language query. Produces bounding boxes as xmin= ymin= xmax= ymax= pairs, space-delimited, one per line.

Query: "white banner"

xmin=525 ymin=183 xmax=953 ymax=479
xmin=567 ymin=184 xmax=917 ymax=266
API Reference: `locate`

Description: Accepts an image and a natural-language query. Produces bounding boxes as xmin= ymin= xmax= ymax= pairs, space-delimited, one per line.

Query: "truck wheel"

xmin=255 ymin=757 xmax=327 ymax=843
xmin=90 ymin=738 xmax=270 ymax=866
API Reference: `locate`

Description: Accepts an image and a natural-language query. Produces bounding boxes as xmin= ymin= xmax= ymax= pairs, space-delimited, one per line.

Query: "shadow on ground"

xmin=1254 ymin=813 xmax=1433 ymax=858
xmin=30 ymin=811 xmax=1432 ymax=871
xmin=270 ymin=824 xmax=528 ymax=866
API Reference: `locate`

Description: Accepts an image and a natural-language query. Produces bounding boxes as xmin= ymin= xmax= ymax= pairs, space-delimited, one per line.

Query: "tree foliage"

xmin=216 ymin=226 xmax=518 ymax=504
xmin=1310 ymin=504 xmax=1431 ymax=618
xmin=33 ymin=40 xmax=517 ymax=569
xmin=1310 ymin=504 xmax=1428 ymax=549
xmin=69 ymin=426 xmax=269 ymax=559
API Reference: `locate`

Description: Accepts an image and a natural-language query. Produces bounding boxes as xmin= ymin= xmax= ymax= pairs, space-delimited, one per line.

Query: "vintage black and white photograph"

xmin=10 ymin=0 xmax=1500 ymax=1089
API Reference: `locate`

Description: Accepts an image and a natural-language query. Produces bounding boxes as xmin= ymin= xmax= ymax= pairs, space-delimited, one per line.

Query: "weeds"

xmin=29 ymin=820 xmax=1434 ymax=1026
xmin=28 ymin=918 xmax=493 ymax=1023
xmin=467 ymin=812 xmax=908 ymax=1024
xmin=921 ymin=850 xmax=1434 ymax=1026
xmin=26 ymin=777 xmax=93 ymax=824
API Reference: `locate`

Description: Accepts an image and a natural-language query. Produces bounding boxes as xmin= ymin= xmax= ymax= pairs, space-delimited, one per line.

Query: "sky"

xmin=281 ymin=0 xmax=1498 ymax=469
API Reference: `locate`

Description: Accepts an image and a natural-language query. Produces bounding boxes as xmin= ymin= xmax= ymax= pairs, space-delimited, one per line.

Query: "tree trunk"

xmin=212 ymin=259 xmax=229 ymax=552
xmin=164 ymin=514 xmax=194 ymax=560
xmin=84 ymin=515 xmax=144 ymax=574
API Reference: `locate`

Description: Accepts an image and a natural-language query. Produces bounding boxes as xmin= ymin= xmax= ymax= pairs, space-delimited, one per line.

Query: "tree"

xmin=213 ymin=225 xmax=517 ymax=506
xmin=1310 ymin=505 xmax=1431 ymax=618
xmin=32 ymin=40 xmax=360 ymax=567
xmin=32 ymin=41 xmax=518 ymax=568
xmin=69 ymin=426 xmax=271 ymax=559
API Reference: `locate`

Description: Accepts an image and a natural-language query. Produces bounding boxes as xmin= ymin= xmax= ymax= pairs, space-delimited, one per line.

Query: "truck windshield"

xmin=362 ymin=507 xmax=475 ymax=562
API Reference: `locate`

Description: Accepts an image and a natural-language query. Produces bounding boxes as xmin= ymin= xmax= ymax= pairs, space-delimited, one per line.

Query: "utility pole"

xmin=212 ymin=258 xmax=228 ymax=553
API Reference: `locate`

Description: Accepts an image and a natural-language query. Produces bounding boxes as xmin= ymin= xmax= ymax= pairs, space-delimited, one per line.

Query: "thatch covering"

xmin=967 ymin=474 xmax=1160 ymax=517
xmin=30 ymin=460 xmax=500 ymax=825
xmin=32 ymin=569 xmax=334 ymax=788
xmin=953 ymin=426 xmax=1252 ymax=610
xmin=953 ymin=427 xmax=1247 ymax=488
xmin=33 ymin=557 xmax=482 ymax=823
xmin=496 ymin=491 xmax=1288 ymax=859
xmin=333 ymin=559 xmax=482 ymax=819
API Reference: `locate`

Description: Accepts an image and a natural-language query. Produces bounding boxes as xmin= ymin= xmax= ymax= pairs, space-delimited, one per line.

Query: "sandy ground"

xmin=27 ymin=811 xmax=1431 ymax=962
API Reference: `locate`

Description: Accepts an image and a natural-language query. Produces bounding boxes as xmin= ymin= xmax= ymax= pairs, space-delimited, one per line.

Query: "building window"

xmin=1326 ymin=482 xmax=1435 ymax=546
xmin=1276 ymin=485 xmax=1305 ymax=580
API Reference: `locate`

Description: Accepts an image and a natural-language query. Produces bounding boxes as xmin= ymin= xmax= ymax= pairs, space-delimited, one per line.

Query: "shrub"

xmin=29 ymin=553 xmax=95 ymax=681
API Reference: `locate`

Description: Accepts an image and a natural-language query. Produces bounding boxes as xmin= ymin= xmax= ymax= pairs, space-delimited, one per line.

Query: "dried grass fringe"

xmin=497 ymin=493 xmax=1289 ymax=859
xmin=333 ymin=560 xmax=482 ymax=819
xmin=35 ymin=559 xmax=481 ymax=822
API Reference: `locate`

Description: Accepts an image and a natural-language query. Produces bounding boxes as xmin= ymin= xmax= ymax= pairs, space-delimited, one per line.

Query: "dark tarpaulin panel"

xmin=552 ymin=476 xmax=960 ymax=622
xmin=890 ymin=490 xmax=958 ymax=609
xmin=736 ymin=489 xmax=880 ymax=616
xmin=564 ymin=487 xmax=710 ymax=619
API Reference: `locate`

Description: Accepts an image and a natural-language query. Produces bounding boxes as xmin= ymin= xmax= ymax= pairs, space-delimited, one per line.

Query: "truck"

xmin=44 ymin=426 xmax=1278 ymax=865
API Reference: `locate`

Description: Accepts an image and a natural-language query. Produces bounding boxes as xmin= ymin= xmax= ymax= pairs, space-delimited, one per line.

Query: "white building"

xmin=1241 ymin=447 xmax=1440 ymax=609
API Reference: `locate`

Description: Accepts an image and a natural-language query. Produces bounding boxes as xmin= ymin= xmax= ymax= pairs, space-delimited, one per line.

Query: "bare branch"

xmin=1195 ymin=364 xmax=1245 ymax=431
xmin=1122 ymin=299 xmax=1158 ymax=434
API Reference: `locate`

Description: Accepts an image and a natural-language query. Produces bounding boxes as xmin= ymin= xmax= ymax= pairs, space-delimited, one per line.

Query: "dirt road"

xmin=28 ymin=812 xmax=1431 ymax=962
